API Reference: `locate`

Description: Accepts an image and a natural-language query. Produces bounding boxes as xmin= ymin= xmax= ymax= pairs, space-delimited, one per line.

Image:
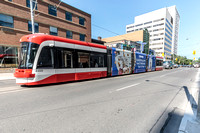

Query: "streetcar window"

xmin=56 ymin=48 xmax=73 ymax=68
xmin=90 ymin=52 xmax=106 ymax=67
xmin=37 ymin=47 xmax=54 ymax=68
xmin=156 ymin=59 xmax=163 ymax=66
xmin=19 ymin=42 xmax=39 ymax=69
xmin=78 ymin=52 xmax=89 ymax=68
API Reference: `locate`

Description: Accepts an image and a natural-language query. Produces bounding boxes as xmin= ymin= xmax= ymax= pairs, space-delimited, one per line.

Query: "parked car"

xmin=194 ymin=64 xmax=199 ymax=68
xmin=0 ymin=56 xmax=18 ymax=68
xmin=163 ymin=61 xmax=173 ymax=69
xmin=174 ymin=64 xmax=178 ymax=68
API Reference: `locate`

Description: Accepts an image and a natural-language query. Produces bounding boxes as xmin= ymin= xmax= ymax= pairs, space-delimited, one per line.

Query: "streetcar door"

xmin=107 ymin=48 xmax=112 ymax=76
xmin=34 ymin=41 xmax=56 ymax=84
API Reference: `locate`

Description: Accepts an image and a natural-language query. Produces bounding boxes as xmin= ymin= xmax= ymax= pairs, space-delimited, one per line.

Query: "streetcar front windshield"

xmin=19 ymin=42 xmax=39 ymax=69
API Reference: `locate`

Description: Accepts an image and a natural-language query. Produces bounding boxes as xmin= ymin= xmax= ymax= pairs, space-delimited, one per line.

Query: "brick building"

xmin=0 ymin=0 xmax=91 ymax=67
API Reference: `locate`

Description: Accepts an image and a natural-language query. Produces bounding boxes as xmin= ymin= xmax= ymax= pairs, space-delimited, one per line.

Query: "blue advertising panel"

xmin=112 ymin=48 xmax=118 ymax=76
xmin=134 ymin=52 xmax=146 ymax=73
xmin=152 ymin=55 xmax=156 ymax=71
xmin=111 ymin=48 xmax=132 ymax=76
xmin=147 ymin=55 xmax=156 ymax=71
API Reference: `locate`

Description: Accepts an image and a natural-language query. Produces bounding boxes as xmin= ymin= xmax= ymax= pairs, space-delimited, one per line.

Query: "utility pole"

xmin=30 ymin=0 xmax=35 ymax=34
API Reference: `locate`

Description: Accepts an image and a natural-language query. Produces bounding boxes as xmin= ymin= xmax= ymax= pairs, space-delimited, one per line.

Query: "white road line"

xmin=160 ymin=70 xmax=182 ymax=77
xmin=0 ymin=88 xmax=32 ymax=95
xmin=160 ymin=75 xmax=166 ymax=77
xmin=116 ymin=83 xmax=141 ymax=91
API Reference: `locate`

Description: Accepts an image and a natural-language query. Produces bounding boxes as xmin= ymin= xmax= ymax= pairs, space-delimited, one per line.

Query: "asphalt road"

xmin=0 ymin=68 xmax=198 ymax=133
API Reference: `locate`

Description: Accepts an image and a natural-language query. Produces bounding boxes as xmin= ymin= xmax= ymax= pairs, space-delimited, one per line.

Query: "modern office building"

xmin=102 ymin=30 xmax=150 ymax=54
xmin=0 ymin=0 xmax=91 ymax=67
xmin=126 ymin=5 xmax=180 ymax=60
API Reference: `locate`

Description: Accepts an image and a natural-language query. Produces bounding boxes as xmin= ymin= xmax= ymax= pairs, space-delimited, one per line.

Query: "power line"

xmin=92 ymin=24 xmax=120 ymax=36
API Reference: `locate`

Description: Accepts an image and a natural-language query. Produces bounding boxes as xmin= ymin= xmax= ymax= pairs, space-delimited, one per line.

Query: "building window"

xmin=50 ymin=26 xmax=57 ymax=36
xmin=26 ymin=0 xmax=37 ymax=10
xmin=66 ymin=11 xmax=72 ymax=21
xmin=80 ymin=34 xmax=85 ymax=41
xmin=79 ymin=17 xmax=85 ymax=26
xmin=66 ymin=30 xmax=73 ymax=39
xmin=48 ymin=5 xmax=57 ymax=16
xmin=171 ymin=17 xmax=173 ymax=24
xmin=127 ymin=26 xmax=134 ymax=29
xmin=28 ymin=21 xmax=39 ymax=33
xmin=0 ymin=14 xmax=14 ymax=28
xmin=135 ymin=23 xmax=143 ymax=27
xmin=144 ymin=21 xmax=152 ymax=25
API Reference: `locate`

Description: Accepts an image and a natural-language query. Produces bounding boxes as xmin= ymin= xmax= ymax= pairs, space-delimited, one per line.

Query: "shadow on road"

xmin=160 ymin=107 xmax=184 ymax=133
xmin=183 ymin=86 xmax=197 ymax=111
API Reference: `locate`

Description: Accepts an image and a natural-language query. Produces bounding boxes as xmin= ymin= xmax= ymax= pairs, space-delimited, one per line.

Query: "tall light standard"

xmin=30 ymin=0 xmax=35 ymax=34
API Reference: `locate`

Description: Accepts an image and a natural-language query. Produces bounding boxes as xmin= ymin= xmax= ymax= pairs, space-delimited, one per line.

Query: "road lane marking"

xmin=116 ymin=83 xmax=141 ymax=91
xmin=0 ymin=88 xmax=32 ymax=95
xmin=160 ymin=70 xmax=182 ymax=77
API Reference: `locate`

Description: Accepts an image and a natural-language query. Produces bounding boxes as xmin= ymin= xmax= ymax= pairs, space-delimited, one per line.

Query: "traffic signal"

xmin=162 ymin=53 xmax=164 ymax=57
xmin=193 ymin=50 xmax=196 ymax=55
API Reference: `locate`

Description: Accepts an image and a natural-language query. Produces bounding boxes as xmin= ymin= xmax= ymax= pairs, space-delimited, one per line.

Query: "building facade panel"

xmin=0 ymin=0 xmax=91 ymax=67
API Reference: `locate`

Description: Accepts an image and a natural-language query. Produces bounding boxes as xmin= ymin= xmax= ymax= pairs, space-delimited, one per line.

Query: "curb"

xmin=0 ymin=73 xmax=15 ymax=80
xmin=178 ymin=68 xmax=200 ymax=133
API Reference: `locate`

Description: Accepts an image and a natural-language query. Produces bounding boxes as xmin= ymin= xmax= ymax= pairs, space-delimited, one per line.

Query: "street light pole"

xmin=30 ymin=0 xmax=35 ymax=34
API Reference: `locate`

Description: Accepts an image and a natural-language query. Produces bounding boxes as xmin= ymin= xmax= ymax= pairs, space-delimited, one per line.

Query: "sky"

xmin=63 ymin=0 xmax=200 ymax=59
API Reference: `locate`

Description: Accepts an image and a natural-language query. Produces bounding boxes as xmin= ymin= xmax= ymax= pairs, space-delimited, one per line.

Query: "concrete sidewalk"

xmin=178 ymin=68 xmax=200 ymax=133
xmin=0 ymin=73 xmax=15 ymax=80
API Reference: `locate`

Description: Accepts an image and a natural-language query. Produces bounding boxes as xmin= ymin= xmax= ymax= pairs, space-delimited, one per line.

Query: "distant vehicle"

xmin=174 ymin=64 xmax=178 ymax=68
xmin=193 ymin=64 xmax=199 ymax=68
xmin=155 ymin=56 xmax=163 ymax=71
xmin=0 ymin=54 xmax=18 ymax=68
xmin=163 ymin=61 xmax=173 ymax=69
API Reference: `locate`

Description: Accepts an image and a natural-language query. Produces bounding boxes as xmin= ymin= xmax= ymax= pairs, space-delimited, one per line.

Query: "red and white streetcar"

xmin=155 ymin=56 xmax=163 ymax=71
xmin=14 ymin=34 xmax=107 ymax=85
